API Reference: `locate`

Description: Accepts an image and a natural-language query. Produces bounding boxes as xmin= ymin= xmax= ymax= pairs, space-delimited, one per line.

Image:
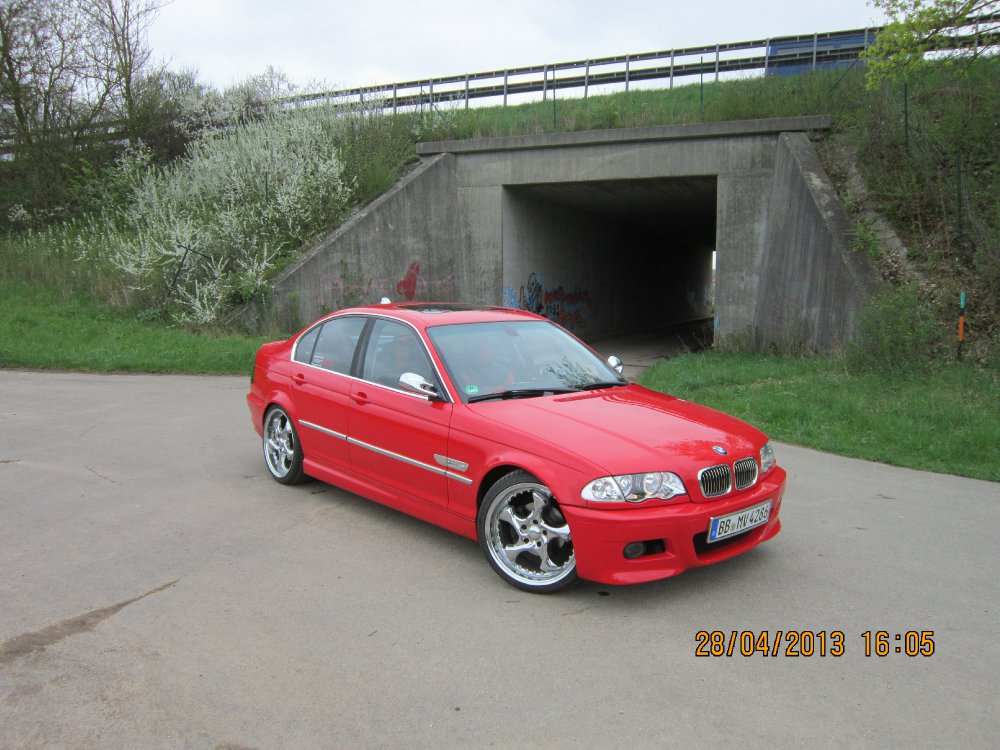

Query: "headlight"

xmin=582 ymin=472 xmax=687 ymax=503
xmin=760 ymin=442 xmax=776 ymax=474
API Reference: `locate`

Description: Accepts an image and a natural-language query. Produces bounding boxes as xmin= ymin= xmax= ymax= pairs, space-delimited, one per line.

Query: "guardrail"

xmin=2 ymin=14 xmax=997 ymax=154
xmin=285 ymin=13 xmax=999 ymax=112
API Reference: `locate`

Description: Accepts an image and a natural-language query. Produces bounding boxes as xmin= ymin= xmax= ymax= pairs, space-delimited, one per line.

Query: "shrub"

xmin=846 ymin=284 xmax=945 ymax=375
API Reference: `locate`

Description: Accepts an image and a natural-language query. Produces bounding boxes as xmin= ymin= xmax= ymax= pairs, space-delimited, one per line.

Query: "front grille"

xmin=698 ymin=464 xmax=732 ymax=498
xmin=734 ymin=457 xmax=759 ymax=491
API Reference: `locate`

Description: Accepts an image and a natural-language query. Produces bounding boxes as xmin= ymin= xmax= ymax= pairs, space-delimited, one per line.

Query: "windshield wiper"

xmin=578 ymin=380 xmax=629 ymax=391
xmin=467 ymin=388 xmax=577 ymax=403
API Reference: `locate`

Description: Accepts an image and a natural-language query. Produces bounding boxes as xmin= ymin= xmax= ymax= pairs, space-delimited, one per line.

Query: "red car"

xmin=247 ymin=303 xmax=785 ymax=593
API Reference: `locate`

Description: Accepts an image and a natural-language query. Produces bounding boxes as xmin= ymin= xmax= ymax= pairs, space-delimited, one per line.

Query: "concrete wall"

xmin=244 ymin=115 xmax=874 ymax=351
xmin=754 ymin=132 xmax=876 ymax=349
xmin=241 ymin=153 xmax=463 ymax=330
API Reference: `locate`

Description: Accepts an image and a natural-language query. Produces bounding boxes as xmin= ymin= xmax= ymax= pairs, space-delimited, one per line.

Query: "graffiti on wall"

xmin=318 ymin=260 xmax=455 ymax=310
xmin=502 ymin=272 xmax=590 ymax=331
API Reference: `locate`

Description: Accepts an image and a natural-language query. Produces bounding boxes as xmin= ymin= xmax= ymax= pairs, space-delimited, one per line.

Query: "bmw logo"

xmin=713 ymin=446 xmax=728 ymax=456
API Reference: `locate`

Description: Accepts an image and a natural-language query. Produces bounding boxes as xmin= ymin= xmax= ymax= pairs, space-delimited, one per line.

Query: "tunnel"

xmin=256 ymin=117 xmax=870 ymax=352
xmin=501 ymin=176 xmax=718 ymax=344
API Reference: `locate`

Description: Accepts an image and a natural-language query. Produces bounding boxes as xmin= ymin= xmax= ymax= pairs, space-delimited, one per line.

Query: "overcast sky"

xmin=146 ymin=0 xmax=887 ymax=93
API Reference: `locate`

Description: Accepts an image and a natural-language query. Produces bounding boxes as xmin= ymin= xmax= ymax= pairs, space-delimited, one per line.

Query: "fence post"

xmin=956 ymin=148 xmax=964 ymax=235
xmin=429 ymin=79 xmax=434 ymax=112
xmin=503 ymin=70 xmax=508 ymax=107
xmin=584 ymin=60 xmax=590 ymax=98
xmin=465 ymin=74 xmax=470 ymax=109
xmin=543 ymin=64 xmax=548 ymax=101
xmin=903 ymin=82 xmax=909 ymax=153
xmin=764 ymin=38 xmax=770 ymax=76
xmin=714 ymin=44 xmax=720 ymax=82
xmin=812 ymin=33 xmax=818 ymax=70
xmin=392 ymin=83 xmax=397 ymax=114
xmin=625 ymin=54 xmax=631 ymax=91
xmin=700 ymin=56 xmax=705 ymax=116
xmin=669 ymin=49 xmax=674 ymax=89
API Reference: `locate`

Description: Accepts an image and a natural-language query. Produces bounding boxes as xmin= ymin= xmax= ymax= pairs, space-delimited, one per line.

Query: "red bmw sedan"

xmin=247 ymin=302 xmax=785 ymax=593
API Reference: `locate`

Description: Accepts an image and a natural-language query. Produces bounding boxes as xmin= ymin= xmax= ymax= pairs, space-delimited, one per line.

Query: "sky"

xmin=146 ymin=0 xmax=888 ymax=94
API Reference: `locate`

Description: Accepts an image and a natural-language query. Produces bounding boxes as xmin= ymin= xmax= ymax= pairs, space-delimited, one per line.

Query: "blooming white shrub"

xmin=102 ymin=107 xmax=354 ymax=323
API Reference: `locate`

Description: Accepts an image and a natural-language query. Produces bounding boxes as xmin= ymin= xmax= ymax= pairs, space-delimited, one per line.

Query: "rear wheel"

xmin=478 ymin=470 xmax=578 ymax=593
xmin=262 ymin=406 xmax=306 ymax=484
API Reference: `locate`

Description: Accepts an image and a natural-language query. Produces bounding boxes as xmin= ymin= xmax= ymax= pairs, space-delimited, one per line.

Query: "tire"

xmin=262 ymin=406 xmax=307 ymax=485
xmin=477 ymin=470 xmax=578 ymax=593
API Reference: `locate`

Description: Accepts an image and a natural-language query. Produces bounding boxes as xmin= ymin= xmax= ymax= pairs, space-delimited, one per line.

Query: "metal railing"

xmin=2 ymin=15 xmax=997 ymax=153
xmin=283 ymin=14 xmax=999 ymax=112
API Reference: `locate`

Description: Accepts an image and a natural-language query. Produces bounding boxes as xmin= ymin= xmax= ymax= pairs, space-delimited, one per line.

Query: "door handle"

xmin=351 ymin=391 xmax=369 ymax=405
xmin=292 ymin=373 xmax=306 ymax=385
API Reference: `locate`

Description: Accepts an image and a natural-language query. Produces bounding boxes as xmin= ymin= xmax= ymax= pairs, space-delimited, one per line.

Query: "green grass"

xmin=0 ymin=281 xmax=267 ymax=374
xmin=641 ymin=351 xmax=1000 ymax=483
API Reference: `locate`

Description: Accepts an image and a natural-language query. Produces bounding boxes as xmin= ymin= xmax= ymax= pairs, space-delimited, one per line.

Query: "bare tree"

xmin=82 ymin=0 xmax=166 ymax=145
xmin=0 ymin=0 xmax=167 ymax=213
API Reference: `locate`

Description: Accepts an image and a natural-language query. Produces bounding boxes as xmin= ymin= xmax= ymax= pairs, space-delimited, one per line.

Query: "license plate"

xmin=707 ymin=500 xmax=772 ymax=543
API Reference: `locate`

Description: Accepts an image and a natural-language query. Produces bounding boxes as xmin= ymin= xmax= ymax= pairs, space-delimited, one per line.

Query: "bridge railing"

xmin=283 ymin=13 xmax=999 ymax=112
xmin=2 ymin=14 xmax=997 ymax=153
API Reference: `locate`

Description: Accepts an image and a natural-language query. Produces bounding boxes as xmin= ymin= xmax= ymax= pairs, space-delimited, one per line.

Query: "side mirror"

xmin=607 ymin=355 xmax=624 ymax=375
xmin=399 ymin=372 xmax=440 ymax=399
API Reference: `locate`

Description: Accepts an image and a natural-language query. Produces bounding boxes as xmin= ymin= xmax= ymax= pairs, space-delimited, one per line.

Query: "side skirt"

xmin=302 ymin=458 xmax=478 ymax=542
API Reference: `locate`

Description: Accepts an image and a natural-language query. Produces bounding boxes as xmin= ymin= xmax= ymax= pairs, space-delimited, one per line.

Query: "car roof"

xmin=335 ymin=302 xmax=548 ymax=330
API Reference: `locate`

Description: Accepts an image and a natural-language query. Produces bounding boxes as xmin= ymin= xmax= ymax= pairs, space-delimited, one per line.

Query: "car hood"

xmin=469 ymin=384 xmax=765 ymax=475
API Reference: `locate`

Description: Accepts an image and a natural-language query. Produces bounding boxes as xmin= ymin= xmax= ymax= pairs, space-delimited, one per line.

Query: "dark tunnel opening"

xmin=501 ymin=176 xmax=718 ymax=352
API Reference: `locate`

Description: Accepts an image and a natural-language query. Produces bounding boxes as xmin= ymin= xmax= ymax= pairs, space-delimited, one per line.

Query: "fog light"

xmin=623 ymin=542 xmax=646 ymax=559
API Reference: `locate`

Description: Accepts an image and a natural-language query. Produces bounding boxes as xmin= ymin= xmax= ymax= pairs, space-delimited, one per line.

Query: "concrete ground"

xmin=1 ymin=370 xmax=997 ymax=749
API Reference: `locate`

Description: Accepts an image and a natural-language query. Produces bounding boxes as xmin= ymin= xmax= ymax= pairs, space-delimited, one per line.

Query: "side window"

xmin=293 ymin=325 xmax=320 ymax=364
xmin=362 ymin=319 xmax=434 ymax=390
xmin=310 ymin=317 xmax=365 ymax=374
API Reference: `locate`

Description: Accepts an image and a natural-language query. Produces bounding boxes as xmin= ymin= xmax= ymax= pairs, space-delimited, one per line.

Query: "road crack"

xmin=0 ymin=580 xmax=178 ymax=665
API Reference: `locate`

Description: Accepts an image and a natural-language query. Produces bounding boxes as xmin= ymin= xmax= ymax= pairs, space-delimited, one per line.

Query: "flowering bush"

xmin=89 ymin=109 xmax=354 ymax=323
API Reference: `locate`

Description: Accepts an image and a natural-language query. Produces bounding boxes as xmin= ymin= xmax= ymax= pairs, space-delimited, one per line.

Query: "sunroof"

xmin=398 ymin=303 xmax=505 ymax=313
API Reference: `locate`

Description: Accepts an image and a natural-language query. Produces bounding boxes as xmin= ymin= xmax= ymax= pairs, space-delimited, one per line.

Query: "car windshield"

xmin=427 ymin=320 xmax=627 ymax=402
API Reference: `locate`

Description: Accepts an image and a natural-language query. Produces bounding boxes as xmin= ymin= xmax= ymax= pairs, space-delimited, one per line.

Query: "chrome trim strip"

xmin=445 ymin=471 xmax=474 ymax=486
xmin=348 ymin=437 xmax=472 ymax=484
xmin=299 ymin=420 xmax=347 ymax=441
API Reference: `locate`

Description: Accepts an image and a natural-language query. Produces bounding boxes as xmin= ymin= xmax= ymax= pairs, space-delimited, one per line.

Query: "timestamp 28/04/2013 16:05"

xmin=694 ymin=630 xmax=936 ymax=658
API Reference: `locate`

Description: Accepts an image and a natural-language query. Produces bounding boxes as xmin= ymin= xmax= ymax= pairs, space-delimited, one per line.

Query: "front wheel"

xmin=478 ymin=470 xmax=578 ymax=593
xmin=262 ymin=406 xmax=306 ymax=484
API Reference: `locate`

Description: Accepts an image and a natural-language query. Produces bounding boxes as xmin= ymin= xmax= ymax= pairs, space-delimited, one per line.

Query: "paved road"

xmin=1 ymin=370 xmax=997 ymax=749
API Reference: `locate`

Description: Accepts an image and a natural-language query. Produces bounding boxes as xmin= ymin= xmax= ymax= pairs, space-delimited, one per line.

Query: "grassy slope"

xmin=641 ymin=352 xmax=1000 ymax=482
xmin=0 ymin=281 xmax=263 ymax=374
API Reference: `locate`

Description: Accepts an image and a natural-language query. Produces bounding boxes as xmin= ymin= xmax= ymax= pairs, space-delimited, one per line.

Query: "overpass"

xmin=245 ymin=115 xmax=876 ymax=351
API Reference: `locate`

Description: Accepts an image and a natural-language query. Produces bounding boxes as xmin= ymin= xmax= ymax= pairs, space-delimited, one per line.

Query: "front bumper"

xmin=564 ymin=467 xmax=785 ymax=585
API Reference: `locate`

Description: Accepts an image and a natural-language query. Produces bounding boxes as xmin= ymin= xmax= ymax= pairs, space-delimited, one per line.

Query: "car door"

xmin=289 ymin=315 xmax=366 ymax=470
xmin=348 ymin=318 xmax=453 ymax=508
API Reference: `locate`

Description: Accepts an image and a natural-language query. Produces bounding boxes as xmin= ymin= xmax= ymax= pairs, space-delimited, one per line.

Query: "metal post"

xmin=542 ymin=64 xmax=548 ymax=101
xmin=503 ymin=70 xmax=508 ymax=107
xmin=625 ymin=54 xmax=630 ymax=92
xmin=465 ymin=74 xmax=470 ymax=109
xmin=957 ymin=290 xmax=966 ymax=361
xmin=812 ymin=33 xmax=818 ymax=70
xmin=764 ymin=39 xmax=770 ymax=76
xmin=700 ymin=56 xmax=704 ymax=115
xmin=714 ymin=44 xmax=719 ymax=82
xmin=956 ymin=148 xmax=964 ymax=235
xmin=429 ymin=79 xmax=434 ymax=112
xmin=392 ymin=83 xmax=397 ymax=114
xmin=903 ymin=82 xmax=909 ymax=153
xmin=669 ymin=50 xmax=674 ymax=89
xmin=584 ymin=60 xmax=590 ymax=98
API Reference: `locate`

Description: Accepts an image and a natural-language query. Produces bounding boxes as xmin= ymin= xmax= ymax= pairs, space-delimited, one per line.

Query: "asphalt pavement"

xmin=1 ymin=369 xmax=997 ymax=749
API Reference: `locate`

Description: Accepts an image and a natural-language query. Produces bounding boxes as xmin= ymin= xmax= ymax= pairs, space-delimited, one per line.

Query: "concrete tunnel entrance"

xmin=501 ymin=176 xmax=718 ymax=352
